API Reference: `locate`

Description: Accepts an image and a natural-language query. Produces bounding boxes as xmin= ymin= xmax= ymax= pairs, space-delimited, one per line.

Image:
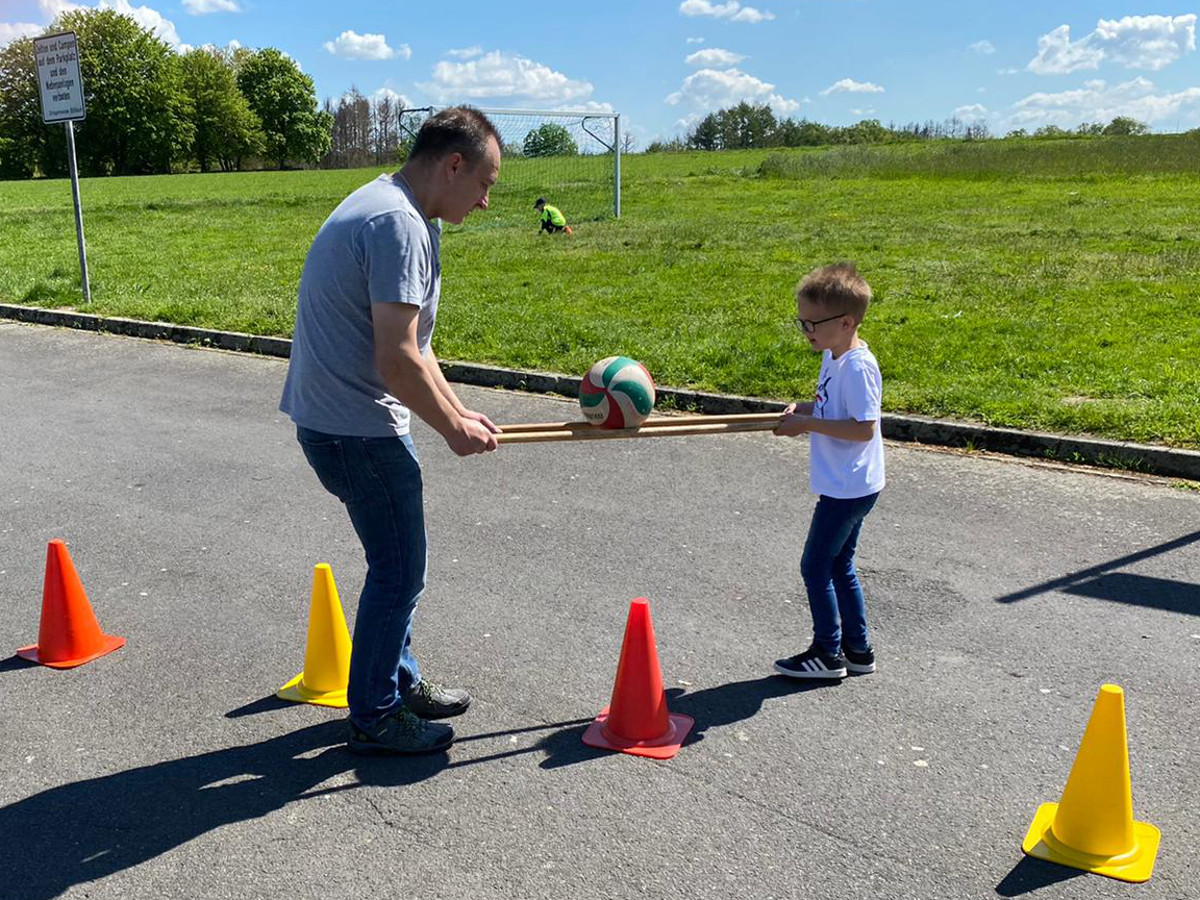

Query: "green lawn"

xmin=2 ymin=141 xmax=1198 ymax=449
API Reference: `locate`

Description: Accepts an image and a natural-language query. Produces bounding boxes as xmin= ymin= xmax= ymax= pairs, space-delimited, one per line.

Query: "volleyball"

xmin=579 ymin=356 xmax=656 ymax=429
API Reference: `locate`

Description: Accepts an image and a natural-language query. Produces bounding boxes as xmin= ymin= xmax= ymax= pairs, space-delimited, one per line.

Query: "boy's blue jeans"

xmin=296 ymin=426 xmax=425 ymax=729
xmin=800 ymin=492 xmax=880 ymax=656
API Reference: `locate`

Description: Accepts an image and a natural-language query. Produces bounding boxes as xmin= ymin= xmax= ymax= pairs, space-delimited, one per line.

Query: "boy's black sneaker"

xmin=843 ymin=645 xmax=876 ymax=675
xmin=773 ymin=644 xmax=847 ymax=680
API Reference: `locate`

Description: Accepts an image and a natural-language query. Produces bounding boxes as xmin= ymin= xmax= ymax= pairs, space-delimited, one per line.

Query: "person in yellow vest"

xmin=534 ymin=197 xmax=572 ymax=235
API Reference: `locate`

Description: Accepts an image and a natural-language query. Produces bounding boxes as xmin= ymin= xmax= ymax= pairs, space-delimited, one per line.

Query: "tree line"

xmin=646 ymin=101 xmax=1156 ymax=152
xmin=0 ymin=8 xmax=332 ymax=178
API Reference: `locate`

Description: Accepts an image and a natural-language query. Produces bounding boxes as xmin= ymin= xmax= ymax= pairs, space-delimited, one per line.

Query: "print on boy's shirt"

xmin=813 ymin=373 xmax=832 ymax=419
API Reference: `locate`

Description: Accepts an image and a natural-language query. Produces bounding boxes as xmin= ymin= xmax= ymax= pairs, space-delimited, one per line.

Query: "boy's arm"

xmin=775 ymin=413 xmax=874 ymax=440
xmin=802 ymin=416 xmax=875 ymax=442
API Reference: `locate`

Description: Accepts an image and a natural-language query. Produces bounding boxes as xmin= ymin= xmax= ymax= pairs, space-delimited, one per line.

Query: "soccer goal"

xmin=397 ymin=107 xmax=622 ymax=228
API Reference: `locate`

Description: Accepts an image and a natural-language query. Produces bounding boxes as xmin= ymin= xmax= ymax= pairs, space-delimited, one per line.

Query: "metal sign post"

xmin=33 ymin=31 xmax=90 ymax=302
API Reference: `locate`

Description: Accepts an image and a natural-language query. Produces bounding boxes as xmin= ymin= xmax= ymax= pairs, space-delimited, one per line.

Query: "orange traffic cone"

xmin=582 ymin=597 xmax=694 ymax=759
xmin=17 ymin=539 xmax=125 ymax=668
xmin=1021 ymin=684 xmax=1160 ymax=882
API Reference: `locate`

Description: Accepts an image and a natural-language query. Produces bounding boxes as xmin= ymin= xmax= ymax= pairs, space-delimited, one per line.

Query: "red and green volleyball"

xmin=579 ymin=356 xmax=656 ymax=429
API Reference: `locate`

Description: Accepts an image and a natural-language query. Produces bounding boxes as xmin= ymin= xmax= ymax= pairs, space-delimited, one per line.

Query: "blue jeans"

xmin=296 ymin=426 xmax=426 ymax=729
xmin=800 ymin=492 xmax=880 ymax=656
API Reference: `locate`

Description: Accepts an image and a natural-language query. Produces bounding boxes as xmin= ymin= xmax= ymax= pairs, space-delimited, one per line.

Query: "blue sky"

xmin=3 ymin=1 xmax=1199 ymax=142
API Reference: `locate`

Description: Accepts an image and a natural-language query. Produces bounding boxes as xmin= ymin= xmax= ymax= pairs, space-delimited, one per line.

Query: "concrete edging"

xmin=3 ymin=302 xmax=1198 ymax=482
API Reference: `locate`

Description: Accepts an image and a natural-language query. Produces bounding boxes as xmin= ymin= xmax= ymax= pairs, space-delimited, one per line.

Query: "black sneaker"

xmin=773 ymin=644 xmax=847 ymax=680
xmin=347 ymin=707 xmax=454 ymax=755
xmin=404 ymin=679 xmax=472 ymax=720
xmin=843 ymin=645 xmax=876 ymax=675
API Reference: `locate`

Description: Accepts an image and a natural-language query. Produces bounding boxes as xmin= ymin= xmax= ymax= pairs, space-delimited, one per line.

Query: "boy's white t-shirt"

xmin=809 ymin=342 xmax=886 ymax=499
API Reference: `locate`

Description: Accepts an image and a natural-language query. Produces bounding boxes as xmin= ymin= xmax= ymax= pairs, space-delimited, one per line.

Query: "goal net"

xmin=397 ymin=107 xmax=621 ymax=229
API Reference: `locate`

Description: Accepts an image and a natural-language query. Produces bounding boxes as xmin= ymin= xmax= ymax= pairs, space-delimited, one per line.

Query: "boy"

xmin=773 ymin=262 xmax=885 ymax=680
xmin=534 ymin=197 xmax=571 ymax=234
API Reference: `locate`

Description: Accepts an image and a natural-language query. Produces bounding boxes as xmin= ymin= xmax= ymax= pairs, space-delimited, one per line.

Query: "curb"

xmin=3 ymin=302 xmax=1199 ymax=482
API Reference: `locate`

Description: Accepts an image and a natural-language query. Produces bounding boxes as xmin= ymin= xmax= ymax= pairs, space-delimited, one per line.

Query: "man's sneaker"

xmin=347 ymin=707 xmax=454 ymax=755
xmin=773 ymin=644 xmax=847 ymax=680
xmin=843 ymin=645 xmax=876 ymax=675
xmin=403 ymin=679 xmax=472 ymax=720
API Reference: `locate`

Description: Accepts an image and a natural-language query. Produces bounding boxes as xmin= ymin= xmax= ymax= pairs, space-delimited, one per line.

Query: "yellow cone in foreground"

xmin=1022 ymin=683 xmax=1160 ymax=883
xmin=277 ymin=564 xmax=352 ymax=708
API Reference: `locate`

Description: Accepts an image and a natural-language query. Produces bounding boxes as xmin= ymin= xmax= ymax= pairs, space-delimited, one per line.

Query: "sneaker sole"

xmin=410 ymin=699 xmax=471 ymax=720
xmin=845 ymin=661 xmax=876 ymax=675
xmin=772 ymin=662 xmax=847 ymax=680
xmin=347 ymin=737 xmax=454 ymax=755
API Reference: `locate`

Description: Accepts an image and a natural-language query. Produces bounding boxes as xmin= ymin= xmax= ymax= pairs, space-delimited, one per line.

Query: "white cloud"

xmin=820 ymin=78 xmax=884 ymax=95
xmin=954 ymin=103 xmax=988 ymax=121
xmin=666 ymin=66 xmax=799 ymax=114
xmin=36 ymin=0 xmax=184 ymax=47
xmin=419 ymin=50 xmax=596 ymax=104
xmin=446 ymin=45 xmax=482 ymax=60
xmin=372 ymin=87 xmax=412 ymax=108
xmin=1028 ymin=15 xmax=1196 ymax=75
xmin=686 ymin=47 xmax=745 ymax=66
xmin=324 ymin=30 xmax=408 ymax=61
xmin=679 ymin=1 xmax=774 ymax=24
xmin=686 ymin=36 xmax=705 ymax=44
xmin=969 ymin=39 xmax=995 ymax=55
xmin=182 ymin=0 xmax=239 ymax=14
xmin=849 ymin=108 xmax=876 ymax=116
xmin=0 ymin=22 xmax=43 ymax=44
xmin=1009 ymin=75 xmax=1200 ymax=127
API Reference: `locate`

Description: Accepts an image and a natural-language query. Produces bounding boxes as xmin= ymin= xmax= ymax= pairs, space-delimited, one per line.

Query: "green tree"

xmin=179 ymin=47 xmax=263 ymax=172
xmin=522 ymin=122 xmax=578 ymax=157
xmin=54 ymin=8 xmax=194 ymax=175
xmin=1104 ymin=116 xmax=1149 ymax=136
xmin=687 ymin=113 xmax=721 ymax=150
xmin=236 ymin=48 xmax=332 ymax=168
xmin=0 ymin=35 xmax=46 ymax=179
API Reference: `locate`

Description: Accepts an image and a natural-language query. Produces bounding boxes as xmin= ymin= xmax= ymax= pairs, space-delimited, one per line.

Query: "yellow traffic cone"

xmin=277 ymin=564 xmax=352 ymax=708
xmin=1021 ymin=684 xmax=1160 ymax=882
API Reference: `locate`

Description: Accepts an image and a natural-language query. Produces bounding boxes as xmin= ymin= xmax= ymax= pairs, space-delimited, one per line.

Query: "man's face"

xmin=442 ymin=136 xmax=501 ymax=224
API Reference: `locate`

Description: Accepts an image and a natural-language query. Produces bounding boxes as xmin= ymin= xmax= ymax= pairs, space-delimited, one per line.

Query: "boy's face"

xmin=795 ymin=298 xmax=853 ymax=352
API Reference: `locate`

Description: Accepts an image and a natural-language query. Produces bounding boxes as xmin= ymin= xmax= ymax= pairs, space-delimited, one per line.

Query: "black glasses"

xmin=794 ymin=313 xmax=845 ymax=333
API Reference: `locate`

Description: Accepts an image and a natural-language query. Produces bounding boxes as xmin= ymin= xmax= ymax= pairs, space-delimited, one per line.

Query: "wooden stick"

xmin=497 ymin=412 xmax=784 ymax=435
xmin=496 ymin=420 xmax=780 ymax=444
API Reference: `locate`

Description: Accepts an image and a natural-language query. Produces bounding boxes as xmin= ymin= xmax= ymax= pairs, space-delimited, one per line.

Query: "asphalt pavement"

xmin=1 ymin=322 xmax=1197 ymax=900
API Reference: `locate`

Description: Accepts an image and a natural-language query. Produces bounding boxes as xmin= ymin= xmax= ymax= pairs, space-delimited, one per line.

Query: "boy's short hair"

xmin=796 ymin=262 xmax=872 ymax=323
xmin=410 ymin=106 xmax=502 ymax=165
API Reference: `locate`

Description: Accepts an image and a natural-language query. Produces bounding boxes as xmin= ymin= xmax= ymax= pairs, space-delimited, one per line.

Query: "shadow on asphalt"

xmin=0 ymin=677 xmax=828 ymax=897
xmin=995 ymin=528 xmax=1200 ymax=616
xmin=0 ymin=655 xmax=39 ymax=673
xmin=0 ymin=720 xmax=368 ymax=900
xmin=994 ymin=855 xmax=1085 ymax=896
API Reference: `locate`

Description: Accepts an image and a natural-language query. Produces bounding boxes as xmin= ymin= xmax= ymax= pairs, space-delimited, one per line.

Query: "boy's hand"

xmin=774 ymin=413 xmax=811 ymax=437
xmin=782 ymin=402 xmax=797 ymax=416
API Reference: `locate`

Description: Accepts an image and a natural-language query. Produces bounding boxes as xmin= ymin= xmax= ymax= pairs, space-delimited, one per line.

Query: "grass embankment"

xmin=1 ymin=138 xmax=1198 ymax=448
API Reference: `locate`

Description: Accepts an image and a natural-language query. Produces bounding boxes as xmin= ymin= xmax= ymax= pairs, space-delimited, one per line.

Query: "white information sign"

xmin=34 ymin=31 xmax=85 ymax=123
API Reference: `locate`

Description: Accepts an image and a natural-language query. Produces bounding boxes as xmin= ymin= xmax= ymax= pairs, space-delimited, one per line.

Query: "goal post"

xmin=397 ymin=106 xmax=622 ymax=228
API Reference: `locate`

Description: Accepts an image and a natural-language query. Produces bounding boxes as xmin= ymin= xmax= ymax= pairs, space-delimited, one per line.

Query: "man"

xmin=280 ymin=107 xmax=502 ymax=755
xmin=534 ymin=196 xmax=570 ymax=234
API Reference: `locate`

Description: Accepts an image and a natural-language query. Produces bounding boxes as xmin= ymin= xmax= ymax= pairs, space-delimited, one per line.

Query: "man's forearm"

xmin=424 ymin=352 xmax=466 ymax=414
xmin=378 ymin=349 xmax=462 ymax=437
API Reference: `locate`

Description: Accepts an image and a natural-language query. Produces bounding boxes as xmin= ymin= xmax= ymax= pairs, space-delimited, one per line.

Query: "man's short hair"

xmin=410 ymin=106 xmax=502 ymax=165
xmin=796 ymin=262 xmax=872 ymax=322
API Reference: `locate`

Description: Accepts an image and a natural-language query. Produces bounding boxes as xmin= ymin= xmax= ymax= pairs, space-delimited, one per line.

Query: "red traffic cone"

xmin=583 ymin=597 xmax=694 ymax=759
xmin=16 ymin=540 xmax=125 ymax=668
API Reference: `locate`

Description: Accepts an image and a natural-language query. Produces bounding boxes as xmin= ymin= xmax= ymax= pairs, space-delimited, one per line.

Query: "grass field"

xmin=1 ymin=138 xmax=1199 ymax=449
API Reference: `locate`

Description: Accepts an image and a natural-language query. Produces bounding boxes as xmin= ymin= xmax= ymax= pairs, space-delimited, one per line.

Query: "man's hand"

xmin=774 ymin=412 xmax=811 ymax=437
xmin=460 ymin=409 xmax=500 ymax=434
xmin=446 ymin=417 xmax=499 ymax=456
